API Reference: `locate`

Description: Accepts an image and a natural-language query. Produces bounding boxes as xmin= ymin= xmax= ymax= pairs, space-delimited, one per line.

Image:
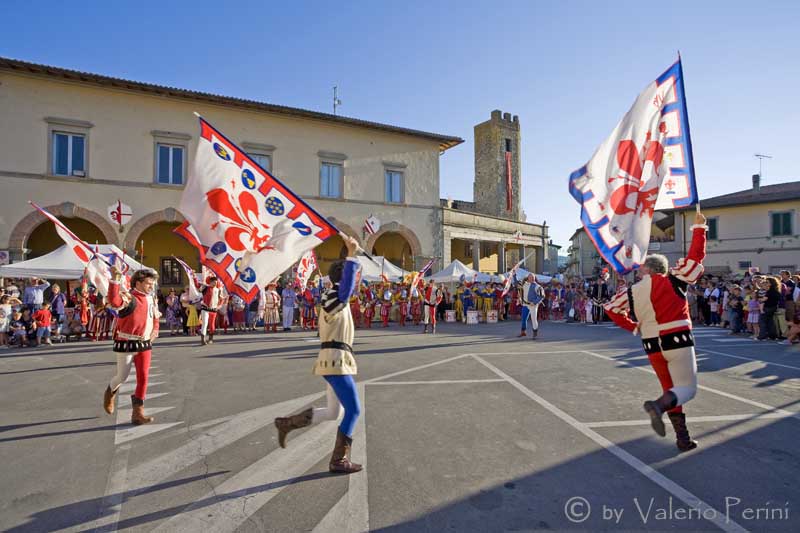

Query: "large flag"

xmin=294 ymin=250 xmax=318 ymax=288
xmin=176 ymin=116 xmax=338 ymax=302
xmin=568 ymin=59 xmax=697 ymax=274
xmin=30 ymin=202 xmax=115 ymax=294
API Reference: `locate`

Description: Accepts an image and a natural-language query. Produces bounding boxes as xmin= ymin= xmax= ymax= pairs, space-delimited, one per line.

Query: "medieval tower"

xmin=473 ymin=110 xmax=522 ymax=221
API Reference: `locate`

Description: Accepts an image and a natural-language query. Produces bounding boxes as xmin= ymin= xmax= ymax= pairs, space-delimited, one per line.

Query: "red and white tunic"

xmin=604 ymin=224 xmax=707 ymax=405
xmin=108 ymin=280 xmax=160 ymax=353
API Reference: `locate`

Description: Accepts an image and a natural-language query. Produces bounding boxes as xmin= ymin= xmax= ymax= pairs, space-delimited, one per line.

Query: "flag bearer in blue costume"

xmin=516 ymin=272 xmax=545 ymax=339
xmin=461 ymin=278 xmax=474 ymax=323
xmin=274 ymin=234 xmax=364 ymax=474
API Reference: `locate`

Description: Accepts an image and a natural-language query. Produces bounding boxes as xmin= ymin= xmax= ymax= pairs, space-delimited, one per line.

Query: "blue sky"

xmin=2 ymin=0 xmax=798 ymax=248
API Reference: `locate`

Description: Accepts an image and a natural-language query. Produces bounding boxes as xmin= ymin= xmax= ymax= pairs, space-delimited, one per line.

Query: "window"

xmin=770 ymin=265 xmax=796 ymax=274
xmin=52 ymin=132 xmax=86 ymax=176
xmin=505 ymin=138 xmax=512 ymax=152
xmin=385 ymin=170 xmax=403 ymax=203
xmin=46 ymin=117 xmax=93 ymax=177
xmin=151 ymin=130 xmax=190 ymax=186
xmin=771 ymin=211 xmax=793 ymax=236
xmin=156 ymin=144 xmax=184 ymax=185
xmin=707 ymin=217 xmax=718 ymax=240
xmin=248 ymin=153 xmax=272 ymax=173
xmin=160 ymin=257 xmax=183 ymax=286
xmin=738 ymin=261 xmax=752 ymax=270
xmin=320 ymin=162 xmax=343 ymax=198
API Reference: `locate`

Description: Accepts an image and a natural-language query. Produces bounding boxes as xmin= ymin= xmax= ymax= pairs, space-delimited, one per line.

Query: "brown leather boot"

xmin=668 ymin=412 xmax=698 ymax=452
xmin=274 ymin=408 xmax=313 ymax=448
xmin=643 ymin=391 xmax=678 ymax=437
xmin=329 ymin=429 xmax=362 ymax=474
xmin=131 ymin=396 xmax=154 ymax=425
xmin=517 ymin=331 xmax=526 ymax=337
xmin=103 ymin=385 xmax=118 ymax=414
xmin=200 ymin=334 xmax=207 ymax=346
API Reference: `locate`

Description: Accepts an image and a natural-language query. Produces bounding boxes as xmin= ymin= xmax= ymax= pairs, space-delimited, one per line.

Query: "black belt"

xmin=320 ymin=341 xmax=354 ymax=353
xmin=641 ymin=330 xmax=695 ymax=354
xmin=200 ymin=306 xmax=219 ymax=313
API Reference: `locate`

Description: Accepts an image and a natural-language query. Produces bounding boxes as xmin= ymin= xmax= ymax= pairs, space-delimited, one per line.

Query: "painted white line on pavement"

xmin=585 ymin=412 xmax=795 ymax=428
xmin=150 ymin=420 xmax=338 ymax=533
xmin=711 ymin=338 xmax=755 ymax=343
xmin=470 ymin=354 xmax=748 ymax=533
xmin=367 ymin=379 xmax=506 ymax=386
xmin=347 ymin=384 xmax=369 ymax=532
xmin=123 ymin=391 xmax=325 ymax=493
xmin=115 ymin=406 xmax=176 ymax=420
xmin=582 ymin=351 xmax=800 ymax=420
xmin=117 ymin=381 xmax=165 ymax=394
xmin=700 ymin=348 xmax=800 ymax=372
xmin=89 ymin=444 xmax=131 ymax=533
xmin=115 ymin=422 xmax=185 ymax=445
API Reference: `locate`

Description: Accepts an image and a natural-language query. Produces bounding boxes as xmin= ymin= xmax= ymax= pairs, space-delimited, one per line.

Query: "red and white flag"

xmin=30 ymin=202 xmax=114 ymax=294
xmin=176 ymin=117 xmax=338 ymax=303
xmin=173 ymin=256 xmax=202 ymax=301
xmin=294 ymin=250 xmax=318 ymax=288
xmin=568 ymin=59 xmax=697 ymax=274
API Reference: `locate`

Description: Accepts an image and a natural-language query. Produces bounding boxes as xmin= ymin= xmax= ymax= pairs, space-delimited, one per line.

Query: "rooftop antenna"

xmin=754 ymin=153 xmax=772 ymax=178
xmin=333 ymin=86 xmax=342 ymax=116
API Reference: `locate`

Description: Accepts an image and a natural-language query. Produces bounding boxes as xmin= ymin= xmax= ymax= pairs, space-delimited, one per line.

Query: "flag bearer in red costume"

xmin=422 ymin=279 xmax=443 ymax=334
xmin=604 ymin=208 xmax=708 ymax=452
xmin=362 ymin=284 xmax=376 ymax=328
xmin=301 ymin=281 xmax=318 ymax=330
xmin=102 ymin=267 xmax=160 ymax=425
xmin=199 ymin=275 xmax=223 ymax=346
xmin=410 ymin=284 xmax=423 ymax=325
xmin=349 ymin=292 xmax=362 ymax=328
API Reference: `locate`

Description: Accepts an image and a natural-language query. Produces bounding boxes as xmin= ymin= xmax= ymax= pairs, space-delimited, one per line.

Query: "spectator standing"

xmin=49 ymin=284 xmax=67 ymax=325
xmin=23 ymin=278 xmax=50 ymax=312
xmin=757 ymin=277 xmax=780 ymax=341
xmin=32 ymin=302 xmax=53 ymax=346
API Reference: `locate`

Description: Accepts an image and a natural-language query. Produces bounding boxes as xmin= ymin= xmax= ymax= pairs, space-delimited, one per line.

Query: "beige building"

xmin=566 ymin=176 xmax=800 ymax=278
xmin=0 ymin=57 xmax=464 ymax=285
xmin=566 ymin=227 xmax=601 ymax=278
xmin=655 ymin=177 xmax=799 ymax=275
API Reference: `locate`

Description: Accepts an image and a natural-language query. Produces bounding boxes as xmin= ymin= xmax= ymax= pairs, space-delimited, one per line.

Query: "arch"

xmin=326 ymin=217 xmax=364 ymax=248
xmin=365 ymin=221 xmax=422 ymax=259
xmin=8 ymin=202 xmax=118 ymax=260
xmin=136 ymin=221 xmax=200 ymax=286
xmin=124 ymin=208 xmax=185 ymax=252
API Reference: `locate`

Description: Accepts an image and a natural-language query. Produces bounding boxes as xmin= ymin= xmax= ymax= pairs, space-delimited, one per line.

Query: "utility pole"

xmin=333 ymin=86 xmax=342 ymax=116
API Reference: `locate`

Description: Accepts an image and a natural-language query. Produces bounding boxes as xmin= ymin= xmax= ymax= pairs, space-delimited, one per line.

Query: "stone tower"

xmin=473 ymin=110 xmax=522 ymax=221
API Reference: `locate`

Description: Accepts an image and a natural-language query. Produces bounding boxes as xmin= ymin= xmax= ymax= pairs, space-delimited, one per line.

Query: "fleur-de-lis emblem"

xmin=608 ymin=138 xmax=664 ymax=218
xmin=206 ymin=188 xmax=274 ymax=253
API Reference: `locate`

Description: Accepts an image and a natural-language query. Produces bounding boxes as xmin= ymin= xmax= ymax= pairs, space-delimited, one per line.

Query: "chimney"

xmin=752 ymin=174 xmax=761 ymax=192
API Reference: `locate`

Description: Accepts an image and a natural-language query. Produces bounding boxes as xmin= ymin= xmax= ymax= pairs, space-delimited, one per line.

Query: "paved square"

xmin=1 ymin=321 xmax=798 ymax=532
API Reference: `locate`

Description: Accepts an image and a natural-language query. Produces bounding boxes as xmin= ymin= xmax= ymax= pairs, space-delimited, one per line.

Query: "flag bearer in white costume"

xmin=275 ymin=234 xmax=364 ymax=474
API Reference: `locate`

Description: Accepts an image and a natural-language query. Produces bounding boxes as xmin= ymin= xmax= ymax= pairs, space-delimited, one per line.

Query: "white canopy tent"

xmin=426 ymin=259 xmax=480 ymax=283
xmin=355 ymin=256 xmax=410 ymax=282
xmin=0 ymin=244 xmax=145 ymax=280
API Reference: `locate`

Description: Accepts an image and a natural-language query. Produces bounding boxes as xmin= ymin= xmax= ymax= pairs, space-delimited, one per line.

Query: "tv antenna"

xmin=754 ymin=153 xmax=772 ymax=177
xmin=333 ymin=86 xmax=342 ymax=116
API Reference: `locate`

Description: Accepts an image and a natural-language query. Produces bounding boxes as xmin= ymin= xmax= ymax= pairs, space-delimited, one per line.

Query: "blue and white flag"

xmin=569 ymin=59 xmax=697 ymax=274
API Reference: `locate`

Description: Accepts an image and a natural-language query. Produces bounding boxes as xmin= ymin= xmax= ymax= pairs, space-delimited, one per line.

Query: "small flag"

xmin=294 ymin=249 xmax=319 ymax=288
xmin=364 ymin=214 xmax=381 ymax=235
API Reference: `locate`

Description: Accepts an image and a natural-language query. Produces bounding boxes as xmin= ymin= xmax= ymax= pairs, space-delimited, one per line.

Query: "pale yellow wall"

xmin=691 ymin=201 xmax=799 ymax=273
xmin=0 ymin=71 xmax=445 ymax=260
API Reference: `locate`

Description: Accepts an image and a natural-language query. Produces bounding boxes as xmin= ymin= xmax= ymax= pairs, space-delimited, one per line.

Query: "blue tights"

xmin=323 ymin=374 xmax=361 ymax=437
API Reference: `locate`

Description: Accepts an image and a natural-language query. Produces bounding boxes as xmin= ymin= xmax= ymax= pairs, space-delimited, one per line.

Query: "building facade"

xmin=0 ymin=57 xmax=462 ymax=285
xmin=654 ymin=177 xmax=800 ymax=275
